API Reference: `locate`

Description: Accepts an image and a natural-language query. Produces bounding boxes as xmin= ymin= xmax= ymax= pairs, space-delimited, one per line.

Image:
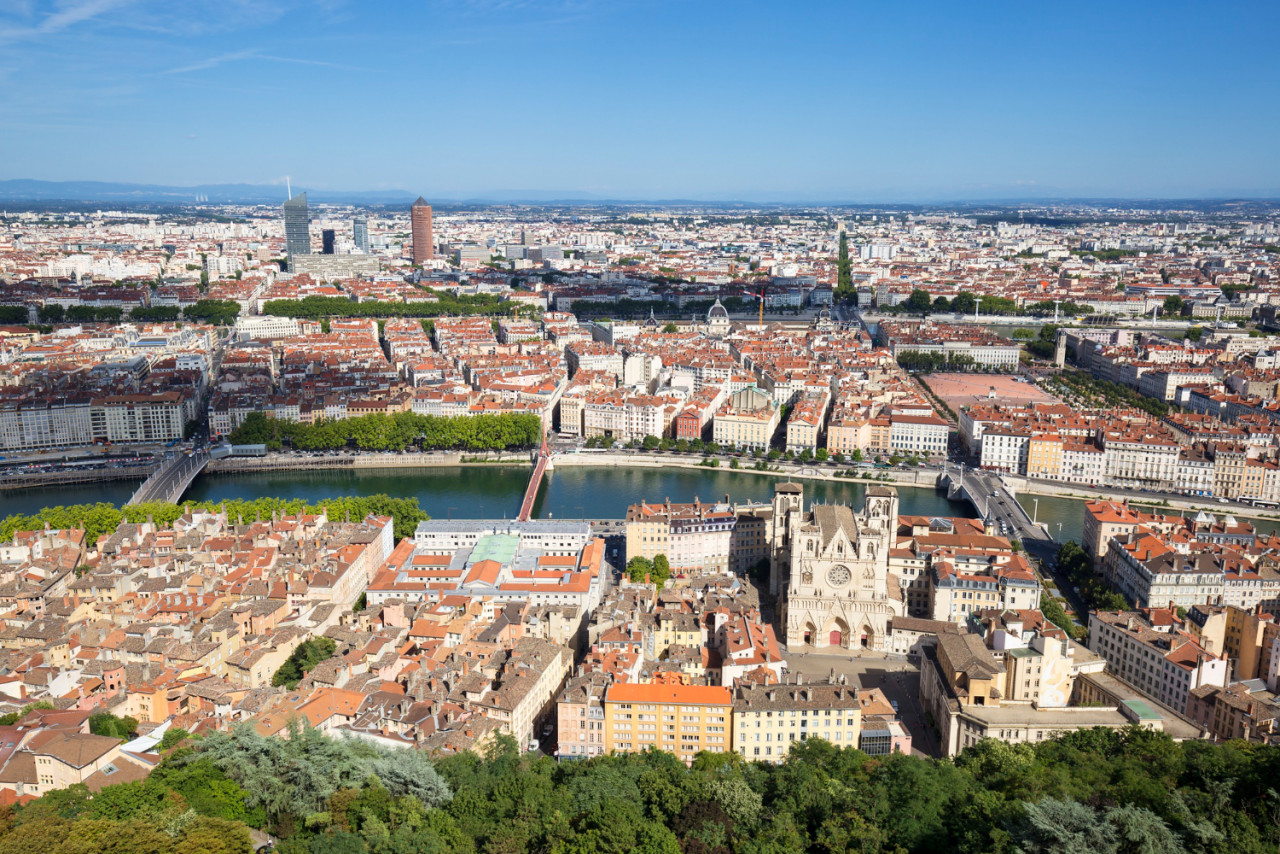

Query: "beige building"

xmin=32 ymin=732 xmax=126 ymax=795
xmin=732 ymin=680 xmax=861 ymax=762
xmin=785 ymin=392 xmax=829 ymax=453
xmin=712 ymin=386 xmax=780 ymax=451
xmin=920 ymin=630 xmax=1157 ymax=756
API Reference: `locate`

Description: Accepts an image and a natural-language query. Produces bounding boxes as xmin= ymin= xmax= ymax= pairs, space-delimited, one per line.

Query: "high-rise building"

xmin=321 ymin=229 xmax=335 ymax=255
xmin=353 ymin=216 xmax=369 ymax=253
xmin=283 ymin=193 xmax=311 ymax=264
xmin=411 ymin=196 xmax=434 ymax=264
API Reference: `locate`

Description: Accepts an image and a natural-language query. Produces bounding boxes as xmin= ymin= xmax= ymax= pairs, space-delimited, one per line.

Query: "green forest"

xmin=1 ymin=725 xmax=1278 ymax=854
xmin=227 ymin=411 xmax=543 ymax=452
xmin=0 ymin=493 xmax=429 ymax=543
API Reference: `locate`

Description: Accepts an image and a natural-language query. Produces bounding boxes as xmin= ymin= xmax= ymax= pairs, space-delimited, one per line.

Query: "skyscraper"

xmin=411 ymin=196 xmax=434 ymax=264
xmin=353 ymin=216 xmax=369 ymax=253
xmin=321 ymin=229 xmax=335 ymax=254
xmin=283 ymin=192 xmax=311 ymax=263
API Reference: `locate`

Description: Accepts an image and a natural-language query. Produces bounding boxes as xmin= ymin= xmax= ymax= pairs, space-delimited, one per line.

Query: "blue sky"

xmin=1 ymin=0 xmax=1277 ymax=201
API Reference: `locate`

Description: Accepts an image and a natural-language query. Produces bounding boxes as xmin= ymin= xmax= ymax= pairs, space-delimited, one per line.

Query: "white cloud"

xmin=0 ymin=0 xmax=134 ymax=45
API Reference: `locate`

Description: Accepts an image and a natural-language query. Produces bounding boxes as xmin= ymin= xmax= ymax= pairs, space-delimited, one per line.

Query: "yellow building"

xmin=1026 ymin=433 xmax=1063 ymax=480
xmin=604 ymin=682 xmax=732 ymax=763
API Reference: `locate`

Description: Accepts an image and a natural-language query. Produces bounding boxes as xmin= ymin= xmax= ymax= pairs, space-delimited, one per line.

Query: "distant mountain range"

xmin=1 ymin=179 xmax=1278 ymax=209
xmin=0 ymin=180 xmax=425 ymax=205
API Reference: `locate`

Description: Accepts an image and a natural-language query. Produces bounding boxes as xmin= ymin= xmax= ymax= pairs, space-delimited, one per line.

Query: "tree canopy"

xmin=228 ymin=410 xmax=542 ymax=454
xmin=0 ymin=492 xmax=429 ymax=544
xmin=4 ymin=725 xmax=1280 ymax=853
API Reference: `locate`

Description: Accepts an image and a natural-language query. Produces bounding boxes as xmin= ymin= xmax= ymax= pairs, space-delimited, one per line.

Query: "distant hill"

xmin=0 ymin=179 xmax=422 ymax=205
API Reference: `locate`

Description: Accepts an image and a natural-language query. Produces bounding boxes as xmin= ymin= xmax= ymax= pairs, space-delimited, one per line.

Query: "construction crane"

xmin=741 ymin=286 xmax=767 ymax=330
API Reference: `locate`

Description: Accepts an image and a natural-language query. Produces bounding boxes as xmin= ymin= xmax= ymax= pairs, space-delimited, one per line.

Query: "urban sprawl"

xmin=0 ymin=199 xmax=1277 ymax=800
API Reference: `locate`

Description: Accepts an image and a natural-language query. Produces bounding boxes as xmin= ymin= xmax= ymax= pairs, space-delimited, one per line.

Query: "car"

xmin=527 ymin=740 xmax=541 ymax=752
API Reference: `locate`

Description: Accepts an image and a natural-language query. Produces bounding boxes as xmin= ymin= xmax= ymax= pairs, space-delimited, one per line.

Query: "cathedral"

xmin=770 ymin=483 xmax=904 ymax=652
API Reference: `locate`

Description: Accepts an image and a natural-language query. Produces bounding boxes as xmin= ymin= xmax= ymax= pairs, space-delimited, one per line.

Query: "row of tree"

xmin=5 ymin=723 xmax=1280 ymax=853
xmin=227 ymin=410 xmax=543 ymax=453
xmin=261 ymin=294 xmax=534 ymax=321
xmin=895 ymin=350 xmax=980 ymax=373
xmin=0 ymin=493 xmax=430 ymax=544
xmin=34 ymin=300 xmax=242 ymax=326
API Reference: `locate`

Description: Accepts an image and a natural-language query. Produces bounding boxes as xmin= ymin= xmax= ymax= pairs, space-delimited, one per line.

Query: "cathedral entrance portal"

xmin=829 ymin=629 xmax=845 ymax=647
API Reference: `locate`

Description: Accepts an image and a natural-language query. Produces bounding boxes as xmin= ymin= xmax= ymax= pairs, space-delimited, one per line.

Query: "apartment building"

xmin=1088 ymin=610 xmax=1229 ymax=714
xmin=732 ymin=680 xmax=862 ymax=762
xmin=90 ymin=392 xmax=188 ymax=443
xmin=929 ymin=559 xmax=1041 ymax=623
xmin=888 ymin=413 xmax=949 ymax=458
xmin=0 ymin=399 xmax=94 ymax=451
xmin=556 ymin=673 xmax=610 ymax=760
xmin=712 ymin=386 xmax=780 ymax=451
xmin=785 ymin=392 xmax=829 ymax=453
xmin=625 ymin=497 xmax=772 ymax=575
xmin=603 ymin=682 xmax=732 ymax=763
xmin=1186 ymin=681 xmax=1280 ymax=742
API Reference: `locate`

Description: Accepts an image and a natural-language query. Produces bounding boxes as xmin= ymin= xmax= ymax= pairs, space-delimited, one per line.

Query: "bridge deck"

xmin=128 ymin=451 xmax=209 ymax=505
xmin=516 ymin=452 xmax=548 ymax=521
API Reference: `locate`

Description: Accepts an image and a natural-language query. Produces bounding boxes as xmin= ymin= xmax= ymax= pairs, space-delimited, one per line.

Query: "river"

xmin=8 ymin=464 xmax=1274 ymax=550
xmin=180 ymin=465 xmax=979 ymax=522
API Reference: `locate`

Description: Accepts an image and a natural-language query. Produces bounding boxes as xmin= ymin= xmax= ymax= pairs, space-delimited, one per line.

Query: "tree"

xmin=651 ymin=554 xmax=671 ymax=588
xmin=906 ymin=288 xmax=933 ymax=315
xmin=626 ymin=556 xmax=654 ymax=583
xmin=271 ymin=637 xmax=337 ymax=689
xmin=952 ymin=291 xmax=977 ymax=314
xmin=933 ymin=295 xmax=951 ymax=312
xmin=850 ymin=448 xmax=864 ymax=463
xmin=815 ymin=448 xmax=829 ymax=462
xmin=89 ymin=712 xmax=139 ymax=741
xmin=661 ymin=322 xmax=679 ymax=333
xmin=1163 ymin=295 xmax=1184 ymax=316
xmin=835 ymin=231 xmax=853 ymax=302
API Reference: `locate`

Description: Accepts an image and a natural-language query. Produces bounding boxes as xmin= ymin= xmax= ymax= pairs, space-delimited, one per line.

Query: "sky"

xmin=0 ymin=0 xmax=1277 ymax=202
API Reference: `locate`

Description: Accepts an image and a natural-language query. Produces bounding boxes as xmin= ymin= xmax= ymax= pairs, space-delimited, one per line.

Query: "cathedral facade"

xmin=773 ymin=484 xmax=904 ymax=651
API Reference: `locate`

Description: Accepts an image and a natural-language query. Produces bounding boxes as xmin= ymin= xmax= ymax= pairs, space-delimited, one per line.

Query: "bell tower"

xmin=768 ymin=483 xmax=804 ymax=596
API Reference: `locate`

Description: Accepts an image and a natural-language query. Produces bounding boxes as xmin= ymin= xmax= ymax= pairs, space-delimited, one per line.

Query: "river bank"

xmin=1005 ymin=473 xmax=1280 ymax=528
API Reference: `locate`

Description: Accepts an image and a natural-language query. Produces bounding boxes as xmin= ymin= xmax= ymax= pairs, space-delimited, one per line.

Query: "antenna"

xmin=286 ymin=176 xmax=292 ymax=200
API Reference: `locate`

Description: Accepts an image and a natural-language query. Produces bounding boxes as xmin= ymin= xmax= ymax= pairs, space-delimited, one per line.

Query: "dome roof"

xmin=707 ymin=298 xmax=729 ymax=320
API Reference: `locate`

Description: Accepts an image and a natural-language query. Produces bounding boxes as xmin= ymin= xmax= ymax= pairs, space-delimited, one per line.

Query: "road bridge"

xmin=937 ymin=466 xmax=1055 ymax=561
xmin=128 ymin=451 xmax=210 ymax=505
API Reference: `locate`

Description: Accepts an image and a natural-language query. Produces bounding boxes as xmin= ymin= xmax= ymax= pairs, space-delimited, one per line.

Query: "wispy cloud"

xmin=0 ymin=0 xmax=134 ymax=45
xmin=164 ymin=48 xmax=368 ymax=74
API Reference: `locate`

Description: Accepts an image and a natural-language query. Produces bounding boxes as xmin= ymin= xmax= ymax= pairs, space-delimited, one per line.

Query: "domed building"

xmin=706 ymin=298 xmax=730 ymax=337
